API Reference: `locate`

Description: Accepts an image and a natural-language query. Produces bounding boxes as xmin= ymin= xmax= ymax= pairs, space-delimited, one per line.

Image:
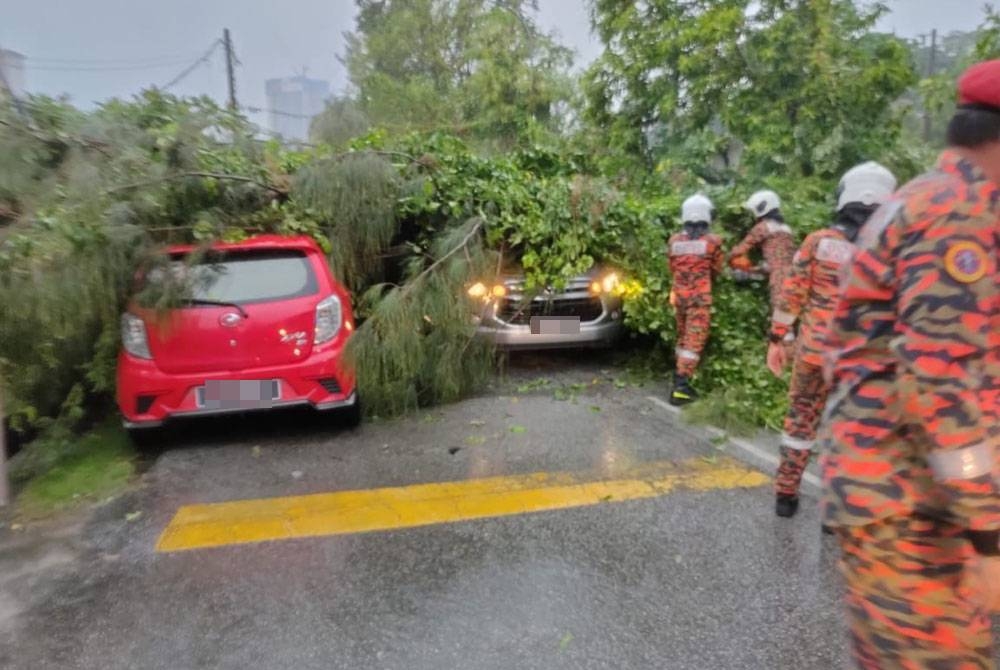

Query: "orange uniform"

xmin=668 ymin=230 xmax=724 ymax=377
xmin=769 ymin=227 xmax=857 ymax=497
xmin=820 ymin=151 xmax=1000 ymax=667
xmin=729 ymin=218 xmax=797 ymax=307
xmin=771 ymin=228 xmax=855 ymax=367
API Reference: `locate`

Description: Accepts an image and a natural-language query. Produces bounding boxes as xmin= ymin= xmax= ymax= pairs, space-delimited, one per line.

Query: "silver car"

xmin=469 ymin=268 xmax=624 ymax=350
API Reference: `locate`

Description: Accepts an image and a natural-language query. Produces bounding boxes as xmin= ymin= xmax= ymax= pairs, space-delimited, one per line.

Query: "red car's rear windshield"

xmin=152 ymin=249 xmax=320 ymax=304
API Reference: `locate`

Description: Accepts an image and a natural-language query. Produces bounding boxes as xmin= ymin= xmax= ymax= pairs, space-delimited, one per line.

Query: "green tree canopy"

xmin=583 ymin=0 xmax=917 ymax=179
xmin=344 ymin=0 xmax=574 ymax=149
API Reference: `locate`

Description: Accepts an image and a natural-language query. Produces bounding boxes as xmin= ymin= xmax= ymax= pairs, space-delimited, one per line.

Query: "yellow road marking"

xmin=156 ymin=458 xmax=769 ymax=553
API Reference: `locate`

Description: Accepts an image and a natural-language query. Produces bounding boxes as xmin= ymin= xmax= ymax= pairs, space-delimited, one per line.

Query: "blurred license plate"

xmin=197 ymin=380 xmax=280 ymax=410
xmin=530 ymin=316 xmax=580 ymax=335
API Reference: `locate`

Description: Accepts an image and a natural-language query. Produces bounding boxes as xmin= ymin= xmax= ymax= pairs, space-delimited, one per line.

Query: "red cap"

xmin=958 ymin=60 xmax=1000 ymax=110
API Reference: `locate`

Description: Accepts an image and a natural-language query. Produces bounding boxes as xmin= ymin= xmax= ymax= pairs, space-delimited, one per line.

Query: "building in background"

xmin=264 ymin=76 xmax=330 ymax=142
xmin=0 ymin=49 xmax=27 ymax=100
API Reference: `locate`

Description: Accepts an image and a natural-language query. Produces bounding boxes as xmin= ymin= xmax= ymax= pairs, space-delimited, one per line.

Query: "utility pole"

xmin=223 ymin=28 xmax=237 ymax=110
xmin=923 ymin=28 xmax=938 ymax=142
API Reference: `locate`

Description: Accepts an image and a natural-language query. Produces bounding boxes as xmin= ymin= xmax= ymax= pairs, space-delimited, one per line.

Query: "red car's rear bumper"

xmin=116 ymin=342 xmax=356 ymax=428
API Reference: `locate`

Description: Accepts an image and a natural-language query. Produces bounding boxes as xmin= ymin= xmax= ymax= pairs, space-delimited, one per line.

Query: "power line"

xmin=25 ymin=58 xmax=199 ymax=73
xmin=26 ymin=52 xmax=205 ymax=66
xmin=160 ymin=40 xmax=222 ymax=91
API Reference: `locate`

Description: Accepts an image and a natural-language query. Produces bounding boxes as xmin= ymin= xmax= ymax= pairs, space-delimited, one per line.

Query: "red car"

xmin=116 ymin=235 xmax=359 ymax=436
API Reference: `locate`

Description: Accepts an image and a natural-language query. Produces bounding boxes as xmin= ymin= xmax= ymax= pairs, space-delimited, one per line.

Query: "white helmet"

xmin=837 ymin=162 xmax=897 ymax=211
xmin=681 ymin=193 xmax=714 ymax=224
xmin=744 ymin=190 xmax=781 ymax=218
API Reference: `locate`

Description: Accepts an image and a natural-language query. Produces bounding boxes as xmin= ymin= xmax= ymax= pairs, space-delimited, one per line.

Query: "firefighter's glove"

xmin=730 ymin=255 xmax=753 ymax=272
xmin=766 ymin=342 xmax=788 ymax=378
xmin=965 ymin=555 xmax=1000 ymax=612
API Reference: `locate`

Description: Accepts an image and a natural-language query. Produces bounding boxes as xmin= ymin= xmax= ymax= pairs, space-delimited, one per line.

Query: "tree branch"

xmin=104 ymin=171 xmax=285 ymax=196
xmin=399 ymin=217 xmax=485 ymax=297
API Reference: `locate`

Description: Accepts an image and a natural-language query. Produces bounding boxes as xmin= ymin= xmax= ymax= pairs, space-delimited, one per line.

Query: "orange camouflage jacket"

xmin=819 ymin=152 xmax=1000 ymax=531
xmin=668 ymin=231 xmax=725 ymax=305
xmin=728 ymin=218 xmax=796 ymax=282
xmin=770 ymin=228 xmax=855 ymax=366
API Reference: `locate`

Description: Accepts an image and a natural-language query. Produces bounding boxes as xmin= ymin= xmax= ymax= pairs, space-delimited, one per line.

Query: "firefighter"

xmin=821 ymin=60 xmax=1000 ymax=667
xmin=766 ymin=161 xmax=897 ymax=518
xmin=668 ymin=193 xmax=725 ymax=405
xmin=729 ymin=189 xmax=797 ymax=309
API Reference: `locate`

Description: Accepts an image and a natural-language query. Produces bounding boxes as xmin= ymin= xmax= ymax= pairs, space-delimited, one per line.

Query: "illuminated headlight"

xmin=314 ymin=295 xmax=343 ymax=344
xmin=602 ymin=272 xmax=620 ymax=293
xmin=468 ymin=282 xmax=507 ymax=301
xmin=121 ymin=313 xmax=152 ymax=359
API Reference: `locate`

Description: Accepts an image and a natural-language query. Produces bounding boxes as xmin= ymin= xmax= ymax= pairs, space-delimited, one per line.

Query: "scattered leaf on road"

xmin=674 ymin=554 xmax=683 ymax=564
xmin=589 ymin=405 xmax=601 ymax=413
xmin=614 ymin=379 xmax=628 ymax=389
xmin=516 ymin=378 xmax=552 ymax=393
xmin=600 ymin=494 xmax=613 ymax=502
xmin=559 ymin=633 xmax=574 ymax=651
xmin=700 ymin=456 xmax=719 ymax=465
xmin=10 ymin=523 xmax=23 ymax=531
xmin=469 ymin=419 xmax=486 ymax=427
xmin=465 ymin=435 xmax=486 ymax=446
xmin=509 ymin=425 xmax=527 ymax=434
xmin=251 ymin=445 xmax=262 ymax=458
xmin=291 ymin=470 xmax=304 ymax=480
xmin=125 ymin=511 xmax=142 ymax=522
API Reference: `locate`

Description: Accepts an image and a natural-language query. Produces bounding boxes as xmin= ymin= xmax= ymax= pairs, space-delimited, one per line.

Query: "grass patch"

xmin=681 ymin=387 xmax=763 ymax=438
xmin=15 ymin=420 xmax=136 ymax=517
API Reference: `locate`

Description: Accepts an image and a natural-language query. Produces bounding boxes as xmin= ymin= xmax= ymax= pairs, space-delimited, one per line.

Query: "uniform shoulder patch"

xmin=815 ymin=236 xmax=855 ymax=265
xmin=765 ymin=221 xmax=792 ymax=236
xmin=944 ymin=241 xmax=989 ymax=283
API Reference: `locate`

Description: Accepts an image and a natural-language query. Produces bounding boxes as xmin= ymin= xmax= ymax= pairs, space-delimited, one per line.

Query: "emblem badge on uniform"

xmin=943 ymin=241 xmax=988 ymax=283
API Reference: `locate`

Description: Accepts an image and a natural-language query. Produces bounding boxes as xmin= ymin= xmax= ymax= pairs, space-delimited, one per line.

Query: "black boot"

xmin=670 ymin=374 xmax=698 ymax=406
xmin=775 ymin=494 xmax=799 ymax=518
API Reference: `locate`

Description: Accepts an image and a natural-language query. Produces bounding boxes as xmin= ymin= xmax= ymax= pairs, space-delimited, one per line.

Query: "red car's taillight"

xmin=121 ymin=313 xmax=152 ymax=359
xmin=314 ymin=295 xmax=342 ymax=344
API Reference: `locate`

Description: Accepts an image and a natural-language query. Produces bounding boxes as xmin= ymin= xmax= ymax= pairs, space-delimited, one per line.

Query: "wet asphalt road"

xmin=0 ymin=352 xmax=879 ymax=669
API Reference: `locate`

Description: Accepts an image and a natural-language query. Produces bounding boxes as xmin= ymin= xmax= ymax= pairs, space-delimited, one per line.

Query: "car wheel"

xmin=341 ymin=394 xmax=362 ymax=429
xmin=126 ymin=426 xmax=162 ymax=450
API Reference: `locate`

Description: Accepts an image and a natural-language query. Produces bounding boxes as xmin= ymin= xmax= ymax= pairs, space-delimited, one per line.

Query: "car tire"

xmin=341 ymin=394 xmax=362 ymax=429
xmin=126 ymin=426 xmax=162 ymax=451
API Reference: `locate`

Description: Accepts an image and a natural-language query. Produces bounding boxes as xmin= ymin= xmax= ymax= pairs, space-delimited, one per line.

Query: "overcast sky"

xmin=2 ymin=0 xmax=990 ymax=129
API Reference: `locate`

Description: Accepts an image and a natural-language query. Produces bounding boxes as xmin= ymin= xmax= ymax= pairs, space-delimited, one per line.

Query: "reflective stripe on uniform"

xmin=676 ymin=348 xmax=701 ymax=361
xmin=671 ymin=239 xmax=708 ymax=256
xmin=773 ymin=310 xmax=796 ymax=326
xmin=927 ymin=443 xmax=994 ymax=481
xmin=781 ymin=433 xmax=815 ymax=451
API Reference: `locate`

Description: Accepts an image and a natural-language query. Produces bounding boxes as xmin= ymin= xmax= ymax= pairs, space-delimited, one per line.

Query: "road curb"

xmin=645 ymin=395 xmax=823 ymax=497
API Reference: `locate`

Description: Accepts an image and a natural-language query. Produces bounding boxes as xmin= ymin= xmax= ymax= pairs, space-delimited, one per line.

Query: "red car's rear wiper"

xmin=186 ymin=299 xmax=249 ymax=319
